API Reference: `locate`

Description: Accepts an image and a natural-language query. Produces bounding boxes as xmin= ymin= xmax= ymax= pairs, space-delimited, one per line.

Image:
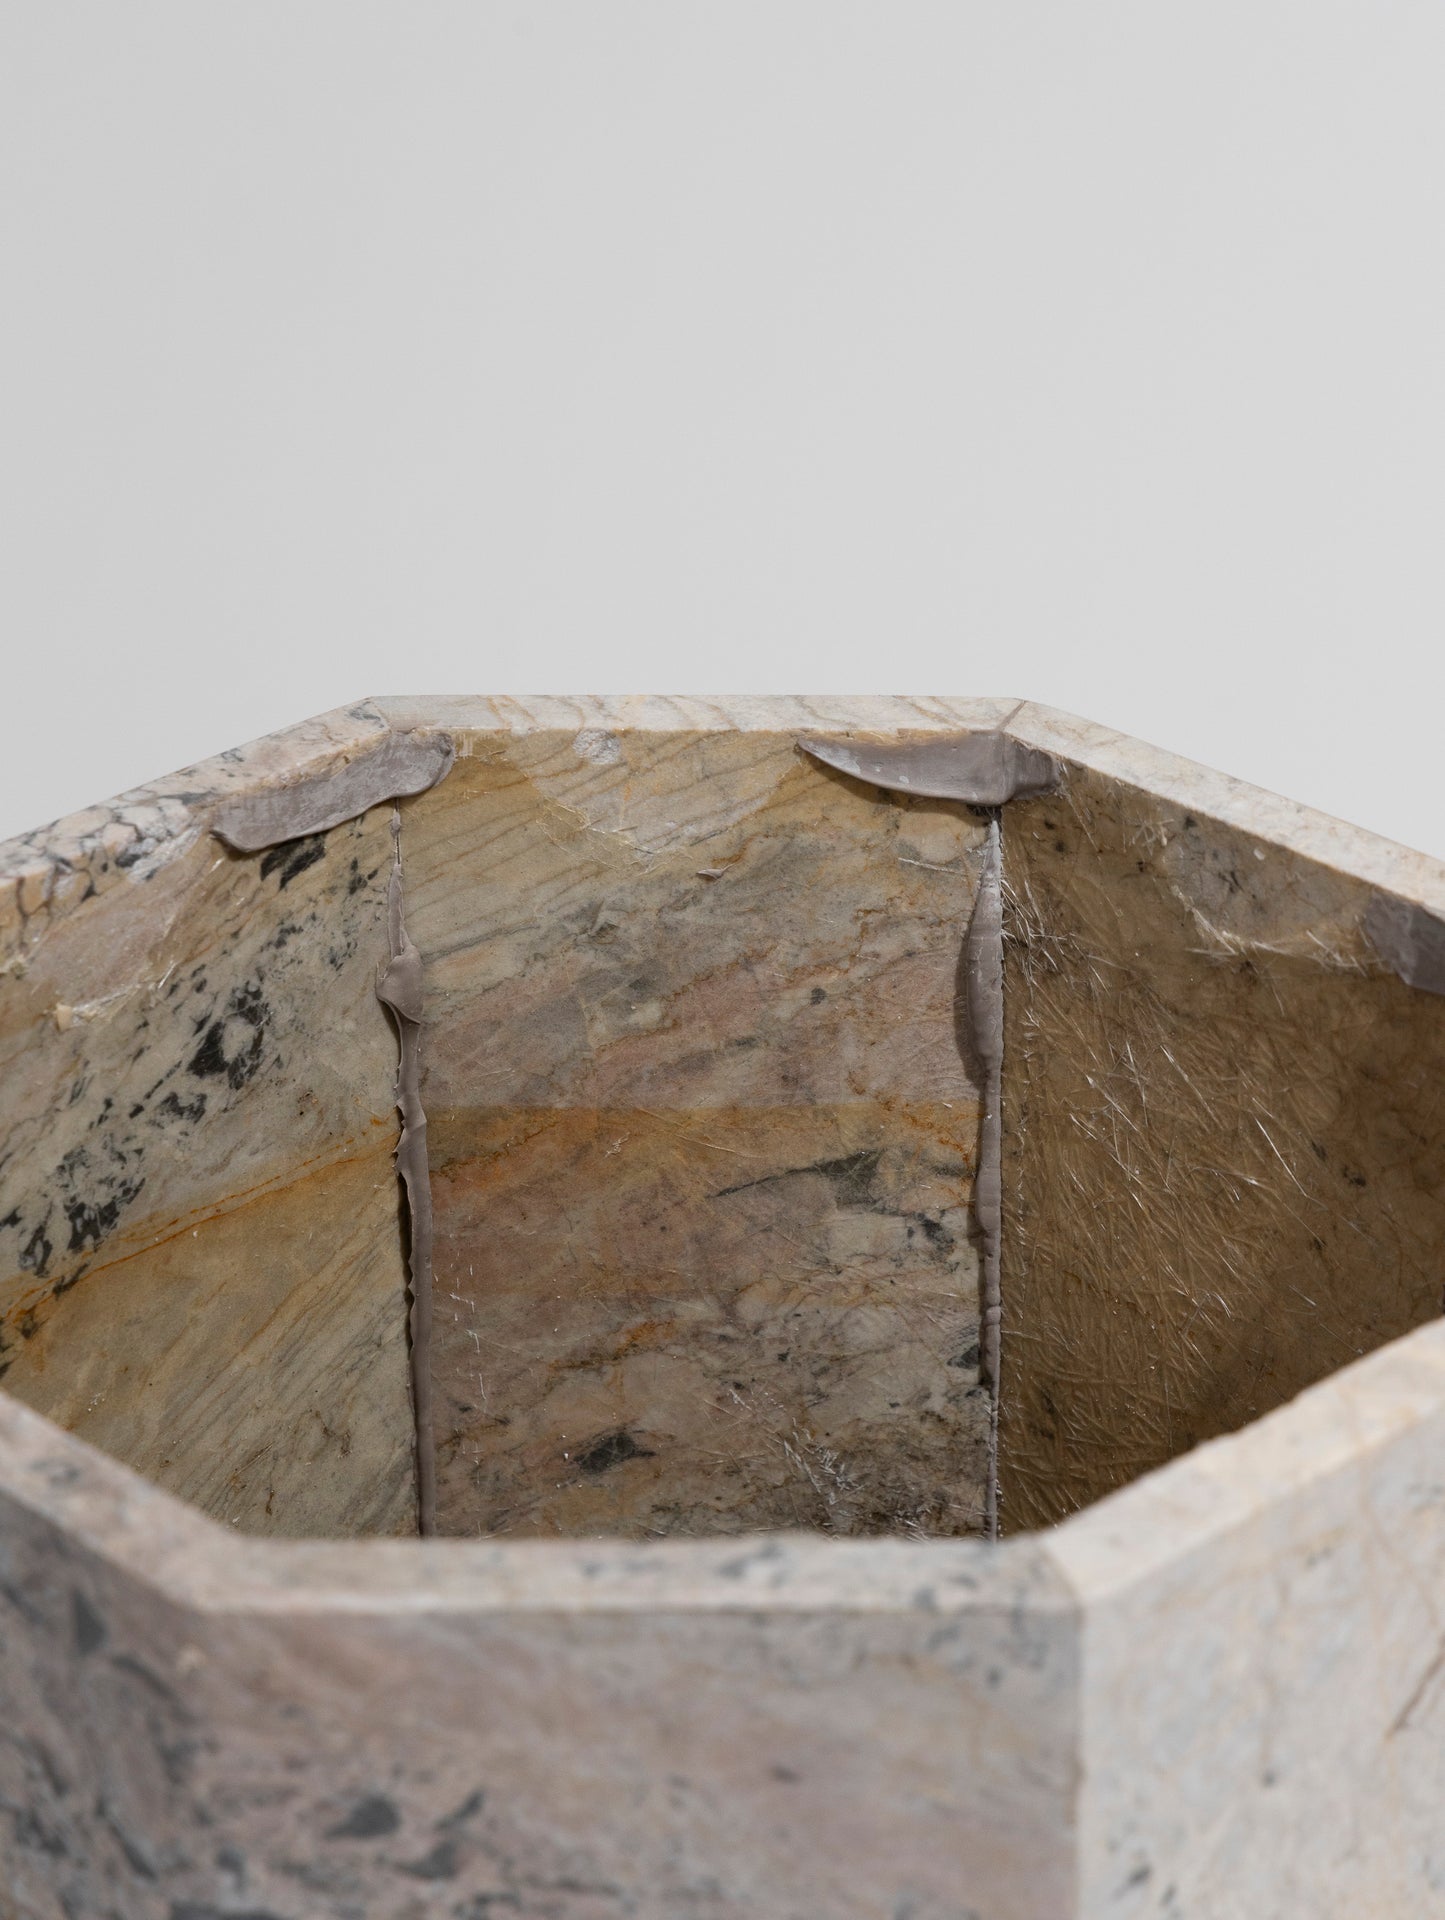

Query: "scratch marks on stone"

xmin=998 ymin=776 xmax=1445 ymax=1531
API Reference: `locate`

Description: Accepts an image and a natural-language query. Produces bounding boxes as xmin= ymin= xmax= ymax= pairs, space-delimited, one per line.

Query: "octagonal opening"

xmin=4 ymin=712 xmax=1443 ymax=1545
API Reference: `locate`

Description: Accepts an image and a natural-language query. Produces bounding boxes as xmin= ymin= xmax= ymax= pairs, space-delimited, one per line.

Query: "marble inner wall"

xmin=999 ymin=766 xmax=1445 ymax=1531
xmin=400 ymin=726 xmax=992 ymax=1538
xmin=0 ymin=781 xmax=417 ymax=1537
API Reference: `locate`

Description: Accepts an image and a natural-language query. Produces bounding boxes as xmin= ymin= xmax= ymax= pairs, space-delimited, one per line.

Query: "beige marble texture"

xmin=998 ymin=762 xmax=1445 ymax=1530
xmin=1054 ymin=1314 xmax=1445 ymax=1916
xmin=2 ymin=695 xmax=1445 ymax=1917
xmin=398 ymin=718 xmax=993 ymax=1537
xmin=4 ymin=1293 xmax=1444 ymax=1916
xmin=0 ymin=1384 xmax=1076 ymax=1920
xmin=0 ymin=705 xmax=429 ymax=1535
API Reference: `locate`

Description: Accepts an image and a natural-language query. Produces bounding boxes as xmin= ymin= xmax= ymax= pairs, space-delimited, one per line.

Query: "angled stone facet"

xmin=2 ymin=697 xmax=1442 ymax=1919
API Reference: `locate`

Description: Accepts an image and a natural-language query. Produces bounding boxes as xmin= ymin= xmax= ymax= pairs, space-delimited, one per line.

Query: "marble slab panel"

xmin=1053 ymin=1314 xmax=1445 ymax=1917
xmin=0 ymin=705 xmax=420 ymax=1536
xmin=998 ymin=758 xmax=1445 ymax=1531
xmin=0 ymin=1388 xmax=1078 ymax=1920
xmin=8 ymin=1305 xmax=1445 ymax=1917
xmin=397 ymin=721 xmax=992 ymax=1537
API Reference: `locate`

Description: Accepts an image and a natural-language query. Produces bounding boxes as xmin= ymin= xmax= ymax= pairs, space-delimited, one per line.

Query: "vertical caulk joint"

xmin=965 ymin=813 xmax=1004 ymax=1539
xmin=376 ymin=805 xmax=438 ymax=1537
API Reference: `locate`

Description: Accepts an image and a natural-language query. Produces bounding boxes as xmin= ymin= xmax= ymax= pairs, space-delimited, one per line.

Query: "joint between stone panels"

xmin=375 ymin=804 xmax=439 ymax=1537
xmin=796 ymin=729 xmax=1032 ymax=1541
xmin=965 ymin=811 xmax=1005 ymax=1539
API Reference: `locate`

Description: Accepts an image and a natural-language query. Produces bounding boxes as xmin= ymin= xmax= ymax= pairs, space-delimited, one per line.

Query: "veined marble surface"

xmin=1 ymin=696 xmax=1014 ymax=1543
xmin=4 ymin=1295 xmax=1445 ymax=1916
xmin=1054 ymin=1313 xmax=1445 ymax=1917
xmin=400 ymin=721 xmax=992 ymax=1537
xmin=3 ymin=695 xmax=1445 ymax=1914
xmin=999 ymin=760 xmax=1445 ymax=1530
xmin=0 ymin=1385 xmax=1078 ymax=1920
xmin=0 ymin=703 xmax=423 ymax=1535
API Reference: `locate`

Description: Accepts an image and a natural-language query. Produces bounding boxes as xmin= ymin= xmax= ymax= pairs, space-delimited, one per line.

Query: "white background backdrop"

xmin=3 ymin=4 xmax=1442 ymax=853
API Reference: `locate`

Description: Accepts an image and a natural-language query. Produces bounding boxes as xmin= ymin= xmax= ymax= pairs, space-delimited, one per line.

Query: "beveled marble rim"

xmin=4 ymin=1314 xmax=1443 ymax=1621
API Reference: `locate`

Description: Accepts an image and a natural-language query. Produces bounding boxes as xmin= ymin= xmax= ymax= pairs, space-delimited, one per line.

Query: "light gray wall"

xmin=3 ymin=4 xmax=1442 ymax=854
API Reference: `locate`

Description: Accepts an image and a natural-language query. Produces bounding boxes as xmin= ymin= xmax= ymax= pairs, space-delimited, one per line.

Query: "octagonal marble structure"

xmin=2 ymin=697 xmax=1444 ymax=1920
